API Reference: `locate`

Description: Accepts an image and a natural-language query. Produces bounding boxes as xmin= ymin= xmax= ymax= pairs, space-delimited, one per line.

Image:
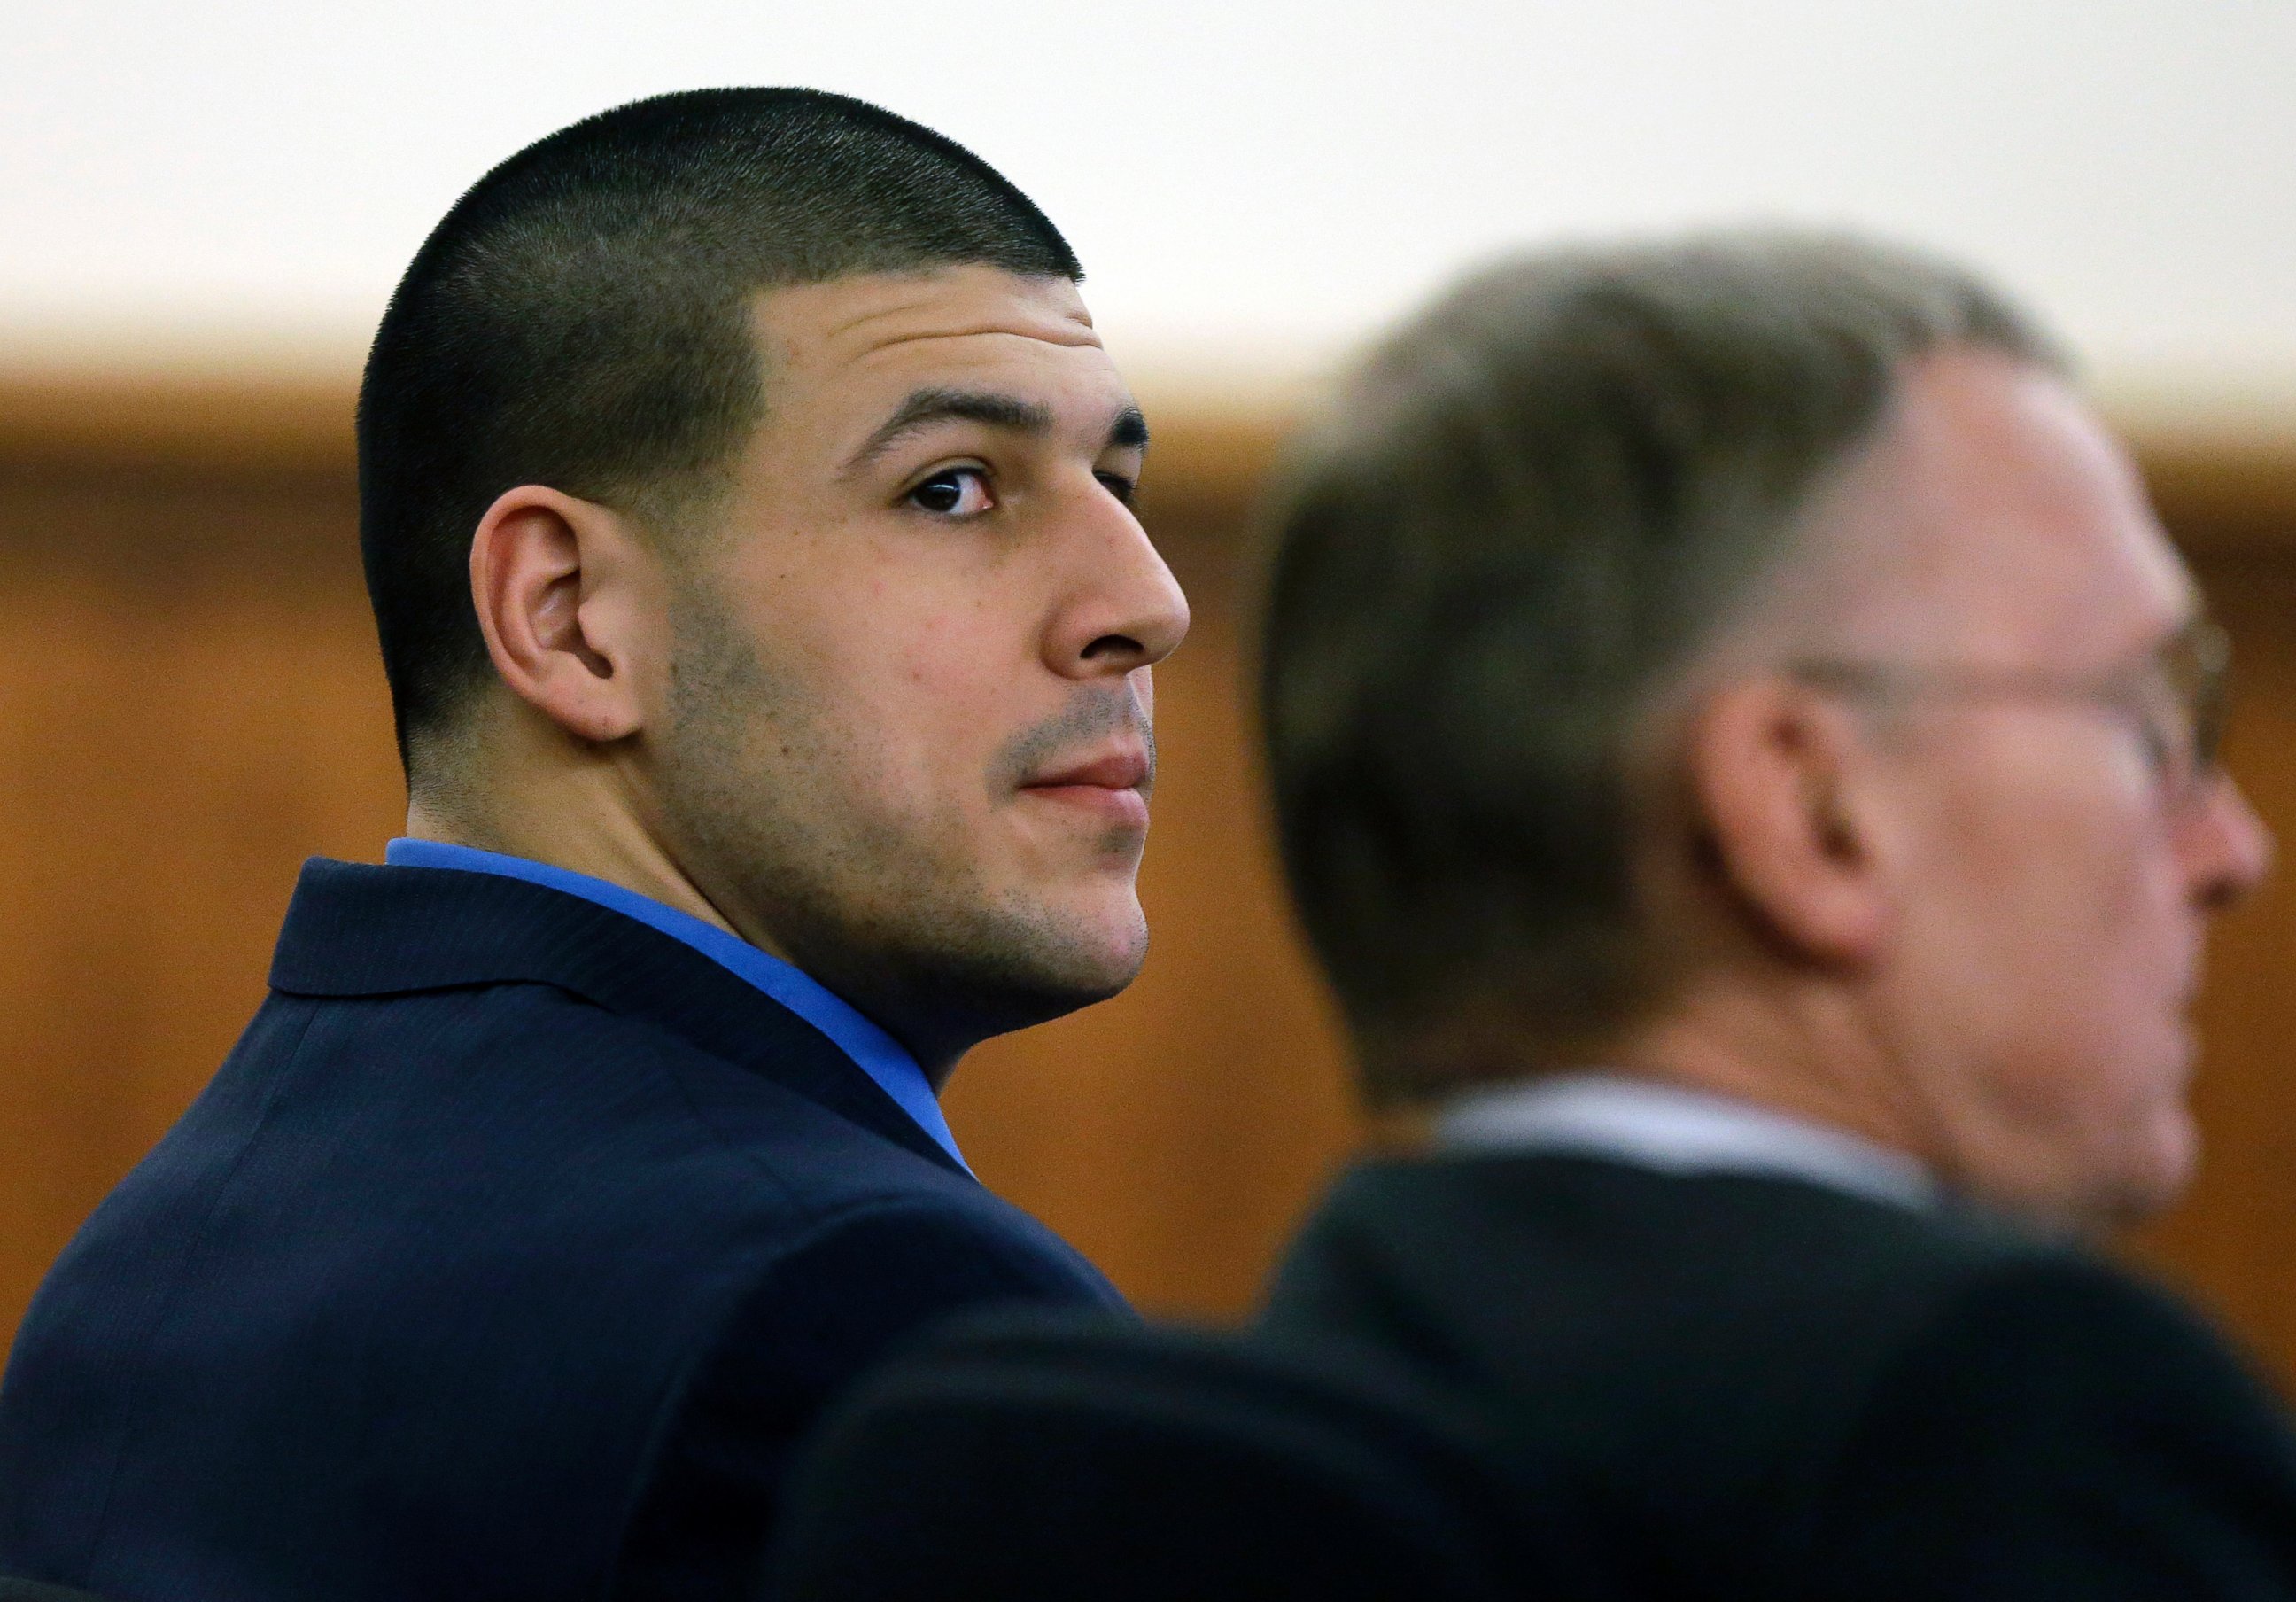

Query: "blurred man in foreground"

xmin=1255 ymin=235 xmax=2296 ymax=1593
xmin=0 ymin=89 xmax=1182 ymax=1599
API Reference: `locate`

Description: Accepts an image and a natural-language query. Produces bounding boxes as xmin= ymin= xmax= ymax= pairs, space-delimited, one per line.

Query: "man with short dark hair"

xmin=1254 ymin=235 xmax=2296 ymax=1593
xmin=0 ymin=89 xmax=1183 ymax=1600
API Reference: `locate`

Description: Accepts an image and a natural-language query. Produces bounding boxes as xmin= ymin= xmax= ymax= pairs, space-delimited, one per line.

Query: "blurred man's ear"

xmin=1683 ymin=678 xmax=1894 ymax=968
xmin=468 ymin=486 xmax=663 ymax=747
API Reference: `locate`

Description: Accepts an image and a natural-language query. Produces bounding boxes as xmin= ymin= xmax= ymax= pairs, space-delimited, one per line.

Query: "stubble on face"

xmin=649 ymin=572 xmax=1153 ymax=1054
xmin=986 ymin=684 xmax=1160 ymax=859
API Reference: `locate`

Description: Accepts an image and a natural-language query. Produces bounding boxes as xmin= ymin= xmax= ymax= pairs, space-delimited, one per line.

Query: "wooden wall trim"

xmin=0 ymin=373 xmax=357 ymax=479
xmin=2129 ymin=432 xmax=2296 ymax=552
xmin=4 ymin=372 xmax=2292 ymax=549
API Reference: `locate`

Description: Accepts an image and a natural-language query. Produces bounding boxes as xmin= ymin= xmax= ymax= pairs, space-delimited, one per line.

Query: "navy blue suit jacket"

xmin=0 ymin=859 xmax=1122 ymax=1600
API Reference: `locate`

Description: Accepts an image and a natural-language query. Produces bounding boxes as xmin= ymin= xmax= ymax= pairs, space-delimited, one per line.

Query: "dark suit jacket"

xmin=0 ymin=859 xmax=1121 ymax=1602
xmin=1259 ymin=1152 xmax=2296 ymax=1598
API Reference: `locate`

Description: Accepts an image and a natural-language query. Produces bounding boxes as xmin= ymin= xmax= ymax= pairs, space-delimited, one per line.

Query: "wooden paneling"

xmin=0 ymin=465 xmax=403 ymax=1336
xmin=4 ymin=377 xmax=2296 ymax=1363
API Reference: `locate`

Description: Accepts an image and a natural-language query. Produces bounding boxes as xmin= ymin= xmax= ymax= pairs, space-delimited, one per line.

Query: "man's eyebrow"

xmin=843 ymin=388 xmax=1055 ymax=474
xmin=843 ymin=390 xmax=1150 ymax=475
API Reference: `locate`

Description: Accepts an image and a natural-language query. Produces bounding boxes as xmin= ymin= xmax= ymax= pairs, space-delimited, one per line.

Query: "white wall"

xmin=8 ymin=0 xmax=2294 ymax=411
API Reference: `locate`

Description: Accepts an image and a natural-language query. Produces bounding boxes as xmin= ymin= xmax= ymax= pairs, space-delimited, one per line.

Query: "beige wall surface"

xmin=4 ymin=384 xmax=2296 ymax=1385
xmin=11 ymin=2 xmax=2296 ymax=400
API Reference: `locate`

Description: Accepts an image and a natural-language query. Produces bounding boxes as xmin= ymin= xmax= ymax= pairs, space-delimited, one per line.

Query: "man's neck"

xmin=1603 ymin=977 xmax=1944 ymax=1179
xmin=401 ymin=709 xmax=992 ymax=1087
xmin=403 ymin=789 xmax=754 ymax=950
xmin=401 ymin=783 xmax=975 ymax=1084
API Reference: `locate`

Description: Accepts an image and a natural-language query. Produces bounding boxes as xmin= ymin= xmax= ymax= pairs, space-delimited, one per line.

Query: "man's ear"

xmin=468 ymin=486 xmax=659 ymax=745
xmin=1683 ymin=678 xmax=1894 ymax=968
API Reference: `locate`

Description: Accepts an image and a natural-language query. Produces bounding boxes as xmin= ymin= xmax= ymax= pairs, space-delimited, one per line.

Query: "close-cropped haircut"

xmin=1258 ymin=233 xmax=2063 ymax=1102
xmin=358 ymin=88 xmax=1082 ymax=773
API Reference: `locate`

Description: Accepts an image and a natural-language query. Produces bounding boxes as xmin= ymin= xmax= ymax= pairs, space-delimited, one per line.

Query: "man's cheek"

xmin=887 ymin=621 xmax=1007 ymax=709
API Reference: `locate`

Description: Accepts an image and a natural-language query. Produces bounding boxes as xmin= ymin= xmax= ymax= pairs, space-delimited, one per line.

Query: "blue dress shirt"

xmin=384 ymin=837 xmax=967 ymax=1170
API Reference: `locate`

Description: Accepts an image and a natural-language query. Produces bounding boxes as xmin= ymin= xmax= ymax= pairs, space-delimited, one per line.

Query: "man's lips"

xmin=1018 ymin=747 xmax=1152 ymax=828
xmin=1027 ymin=750 xmax=1151 ymax=789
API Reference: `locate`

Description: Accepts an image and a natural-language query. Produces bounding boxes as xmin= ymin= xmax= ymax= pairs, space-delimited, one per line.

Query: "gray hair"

xmin=1258 ymin=231 xmax=2064 ymax=1101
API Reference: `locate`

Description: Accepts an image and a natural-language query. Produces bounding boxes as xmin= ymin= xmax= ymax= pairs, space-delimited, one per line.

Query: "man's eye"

xmin=908 ymin=468 xmax=994 ymax=517
xmin=2128 ymin=681 xmax=2191 ymax=775
xmin=1097 ymin=470 xmax=1138 ymax=507
xmin=2137 ymin=719 xmax=2176 ymax=774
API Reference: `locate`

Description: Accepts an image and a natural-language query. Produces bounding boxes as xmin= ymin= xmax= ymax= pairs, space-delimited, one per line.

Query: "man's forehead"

xmin=755 ymin=265 xmax=1105 ymax=373
xmin=741 ymin=267 xmax=1135 ymax=460
xmin=1822 ymin=349 xmax=2193 ymax=658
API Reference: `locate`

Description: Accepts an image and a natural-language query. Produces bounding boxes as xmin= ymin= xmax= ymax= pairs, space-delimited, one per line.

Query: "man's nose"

xmin=1044 ymin=499 xmax=1191 ymax=679
xmin=2190 ymin=771 xmax=2275 ymax=913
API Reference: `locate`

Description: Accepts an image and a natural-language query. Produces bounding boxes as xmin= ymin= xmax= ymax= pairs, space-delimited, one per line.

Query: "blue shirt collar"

xmin=383 ymin=838 xmax=968 ymax=1172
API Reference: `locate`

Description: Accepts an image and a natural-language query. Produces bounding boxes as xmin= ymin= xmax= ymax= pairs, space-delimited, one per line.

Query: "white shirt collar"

xmin=1435 ymin=1071 xmax=1938 ymax=1210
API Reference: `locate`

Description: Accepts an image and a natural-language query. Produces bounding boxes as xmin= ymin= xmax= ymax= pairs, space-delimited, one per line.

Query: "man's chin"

xmin=934 ymin=899 xmax=1148 ymax=1038
xmin=1008 ymin=929 xmax=1149 ymax=1019
xmin=2081 ymin=1108 xmax=2201 ymax=1233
